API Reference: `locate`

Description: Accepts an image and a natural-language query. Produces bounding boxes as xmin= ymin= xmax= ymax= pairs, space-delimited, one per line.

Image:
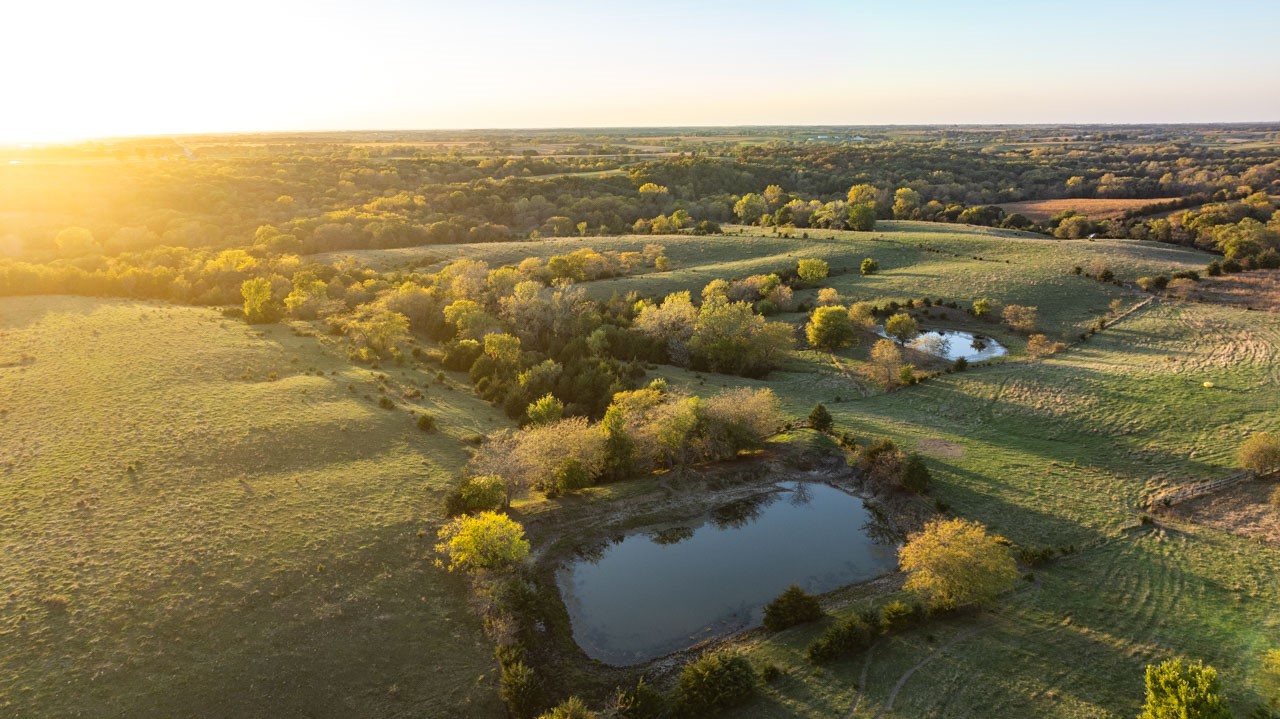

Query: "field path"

xmin=861 ymin=624 xmax=989 ymax=719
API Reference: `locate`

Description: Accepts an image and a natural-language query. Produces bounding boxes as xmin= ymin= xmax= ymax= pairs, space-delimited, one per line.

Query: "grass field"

xmin=6 ymin=222 xmax=1277 ymax=718
xmin=0 ymin=297 xmax=509 ymax=717
xmin=996 ymin=198 xmax=1180 ymax=222
xmin=649 ymin=299 xmax=1280 ymax=717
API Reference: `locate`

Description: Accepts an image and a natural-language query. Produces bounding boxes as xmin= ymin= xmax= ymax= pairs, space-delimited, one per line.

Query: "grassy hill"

xmin=0 ymin=297 xmax=508 ymax=717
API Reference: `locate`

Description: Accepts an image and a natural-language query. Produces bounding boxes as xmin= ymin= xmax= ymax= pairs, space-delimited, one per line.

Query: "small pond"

xmin=556 ymin=482 xmax=896 ymax=666
xmin=876 ymin=327 xmax=1008 ymax=362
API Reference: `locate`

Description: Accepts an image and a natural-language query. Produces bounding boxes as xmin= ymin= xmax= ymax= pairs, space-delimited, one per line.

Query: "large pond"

xmin=557 ymin=482 xmax=897 ymax=666
xmin=876 ymin=327 xmax=1008 ymax=362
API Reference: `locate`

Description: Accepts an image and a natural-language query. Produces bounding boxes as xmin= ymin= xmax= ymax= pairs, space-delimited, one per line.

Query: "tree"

xmin=848 ymin=204 xmax=877 ymax=231
xmin=899 ymin=518 xmax=1018 ymax=610
xmin=1240 ymin=433 xmax=1280 ymax=474
xmin=797 ymin=258 xmax=829 ymax=283
xmin=674 ymin=652 xmax=757 ymax=716
xmin=808 ymin=404 xmax=833 ymax=433
xmin=241 ymin=277 xmax=279 ymax=324
xmin=1002 ymin=304 xmax=1039 ymax=333
xmin=54 ymin=226 xmax=100 ymax=258
xmin=972 ymin=297 xmax=994 ymax=318
xmin=846 ymin=183 xmax=880 ymax=206
xmin=892 ymin=188 xmax=922 ymax=219
xmin=869 ymin=339 xmax=903 ymax=387
xmin=1025 ymin=334 xmax=1066 ymax=358
xmin=526 ymin=394 xmax=564 ymax=426
xmin=343 ymin=307 xmax=410 ymax=355
xmin=900 ymin=453 xmax=932 ymax=494
xmin=435 ymin=511 xmax=530 ymax=573
xmin=817 ymin=288 xmax=840 ymax=306
xmin=763 ymin=585 xmax=824 ymax=631
xmin=538 ymin=696 xmax=596 ymax=719
xmin=806 ymin=306 xmax=856 ymax=350
xmin=884 ymin=313 xmax=919 ymax=343
xmin=860 ymin=258 xmax=879 ymax=275
xmin=1139 ymin=658 xmax=1230 ymax=719
xmin=733 ymin=193 xmax=769 ymax=224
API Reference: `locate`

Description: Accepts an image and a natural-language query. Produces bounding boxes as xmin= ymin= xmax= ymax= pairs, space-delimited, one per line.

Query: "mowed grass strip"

xmin=0 ymin=296 xmax=507 ymax=718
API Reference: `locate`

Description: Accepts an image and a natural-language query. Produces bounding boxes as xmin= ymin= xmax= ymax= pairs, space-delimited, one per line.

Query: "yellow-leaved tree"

xmin=899 ymin=517 xmax=1018 ymax=610
xmin=435 ymin=511 xmax=530 ymax=573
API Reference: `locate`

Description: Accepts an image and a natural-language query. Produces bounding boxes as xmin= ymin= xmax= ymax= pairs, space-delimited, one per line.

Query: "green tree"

xmin=808 ymin=403 xmax=833 ymax=432
xmin=763 ymin=585 xmax=824 ymax=631
xmin=860 ymin=257 xmax=879 ymax=275
xmin=538 ymin=696 xmax=596 ymax=719
xmin=734 ymin=193 xmax=769 ymax=225
xmin=54 ymin=226 xmax=100 ymax=257
xmin=435 ymin=511 xmax=530 ymax=573
xmin=806 ymin=306 xmax=856 ymax=350
xmin=796 ymin=258 xmax=829 ymax=282
xmin=526 ymin=394 xmax=564 ymax=426
xmin=1240 ymin=433 xmax=1280 ymax=474
xmin=972 ymin=297 xmax=994 ymax=318
xmin=899 ymin=518 xmax=1018 ymax=610
xmin=900 ymin=453 xmax=932 ymax=494
xmin=848 ymin=204 xmax=877 ymax=231
xmin=1139 ymin=658 xmax=1230 ymax=719
xmin=675 ymin=652 xmax=757 ymax=716
xmin=884 ymin=313 xmax=919 ymax=343
xmin=241 ymin=277 xmax=279 ymax=324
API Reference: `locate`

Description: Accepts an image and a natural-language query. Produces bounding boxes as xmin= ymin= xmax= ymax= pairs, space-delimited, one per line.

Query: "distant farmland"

xmin=997 ymin=197 xmax=1180 ymax=222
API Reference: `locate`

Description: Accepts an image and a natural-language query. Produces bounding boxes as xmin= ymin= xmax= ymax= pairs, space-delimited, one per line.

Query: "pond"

xmin=556 ymin=482 xmax=897 ymax=666
xmin=876 ymin=327 xmax=1008 ymax=362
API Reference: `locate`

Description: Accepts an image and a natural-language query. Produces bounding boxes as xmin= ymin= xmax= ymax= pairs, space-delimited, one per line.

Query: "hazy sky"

xmin=4 ymin=0 xmax=1279 ymax=141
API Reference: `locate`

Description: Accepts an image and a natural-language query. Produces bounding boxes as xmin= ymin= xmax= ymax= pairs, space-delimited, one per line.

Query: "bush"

xmin=613 ymin=677 xmax=667 ymax=719
xmin=1206 ymin=260 xmax=1223 ymax=276
xmin=416 ymin=413 xmax=437 ymax=432
xmin=808 ymin=403 xmax=833 ymax=433
xmin=760 ymin=663 xmax=783 ymax=682
xmin=879 ymin=600 xmax=921 ymax=632
xmin=1140 ymin=658 xmax=1230 ymax=719
xmin=538 ymin=696 xmax=596 ymax=719
xmin=900 ymin=453 xmax=932 ymax=494
xmin=806 ymin=614 xmax=877 ymax=663
xmin=1240 ymin=433 xmax=1280 ymax=474
xmin=378 ymin=396 xmax=395 ymax=409
xmin=435 ymin=511 xmax=529 ymax=572
xmin=763 ymin=585 xmax=824 ymax=632
xmin=551 ymin=457 xmax=593 ymax=494
xmin=860 ymin=258 xmax=879 ymax=275
xmin=1271 ymin=486 xmax=1280 ymax=510
xmin=499 ymin=660 xmax=542 ymax=719
xmin=674 ymin=652 xmax=757 ymax=716
xmin=445 ymin=475 xmax=507 ymax=516
xmin=952 ymin=357 xmax=968 ymax=372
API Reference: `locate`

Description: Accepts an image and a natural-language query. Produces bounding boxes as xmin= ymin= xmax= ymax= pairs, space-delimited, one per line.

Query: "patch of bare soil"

xmin=1171 ymin=478 xmax=1280 ymax=544
xmin=916 ymin=438 xmax=965 ymax=459
xmin=1185 ymin=270 xmax=1280 ymax=311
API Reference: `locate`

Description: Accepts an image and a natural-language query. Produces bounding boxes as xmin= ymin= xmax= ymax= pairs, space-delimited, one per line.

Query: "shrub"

xmin=416 ymin=413 xmax=437 ymax=432
xmin=860 ymin=258 xmax=879 ymax=275
xmin=538 ymin=696 xmax=596 ymax=719
xmin=808 ymin=404 xmax=833 ymax=433
xmin=1137 ymin=275 xmax=1170 ymax=291
xmin=1140 ymin=658 xmax=1230 ymax=719
xmin=1240 ymin=433 xmax=1280 ymax=474
xmin=1002 ymin=304 xmax=1039 ymax=333
xmin=763 ymin=585 xmax=824 ymax=632
xmin=674 ymin=652 xmax=757 ymax=716
xmin=806 ymin=613 xmax=876 ymax=663
xmin=551 ymin=457 xmax=593 ymax=494
xmin=900 ymin=453 xmax=932 ymax=494
xmin=884 ymin=313 xmax=919 ymax=343
xmin=499 ymin=660 xmax=542 ymax=719
xmin=1026 ymin=334 xmax=1067 ymax=358
xmin=898 ymin=364 xmax=917 ymax=386
xmin=806 ymin=306 xmax=856 ymax=350
xmin=1271 ymin=486 xmax=1280 ymax=510
xmin=378 ymin=396 xmax=395 ymax=409
xmin=797 ymin=258 xmax=830 ymax=283
xmin=952 ymin=357 xmax=968 ymax=372
xmin=879 ymin=600 xmax=921 ymax=632
xmin=972 ymin=297 xmax=994 ymax=318
xmin=435 ymin=511 xmax=529 ymax=573
xmin=1206 ymin=260 xmax=1223 ymax=276
xmin=760 ymin=663 xmax=782 ymax=682
xmin=1261 ymin=649 xmax=1280 ymax=708
xmin=445 ymin=475 xmax=507 ymax=516
xmin=613 ymin=677 xmax=667 ymax=719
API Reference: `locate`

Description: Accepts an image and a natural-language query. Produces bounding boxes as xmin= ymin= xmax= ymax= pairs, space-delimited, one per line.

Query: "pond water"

xmin=876 ymin=327 xmax=1008 ymax=362
xmin=556 ymin=482 xmax=897 ymax=666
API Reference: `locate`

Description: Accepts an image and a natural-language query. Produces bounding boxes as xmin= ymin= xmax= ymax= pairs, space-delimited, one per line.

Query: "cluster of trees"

xmin=633 ymin=291 xmax=796 ymax=376
xmin=469 ymin=385 xmax=781 ymax=499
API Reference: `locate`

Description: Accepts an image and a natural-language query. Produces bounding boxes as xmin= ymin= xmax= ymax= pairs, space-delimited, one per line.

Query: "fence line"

xmin=1148 ymin=470 xmax=1261 ymax=507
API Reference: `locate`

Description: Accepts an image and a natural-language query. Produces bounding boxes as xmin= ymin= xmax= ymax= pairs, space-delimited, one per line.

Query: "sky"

xmin=3 ymin=0 xmax=1279 ymax=142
